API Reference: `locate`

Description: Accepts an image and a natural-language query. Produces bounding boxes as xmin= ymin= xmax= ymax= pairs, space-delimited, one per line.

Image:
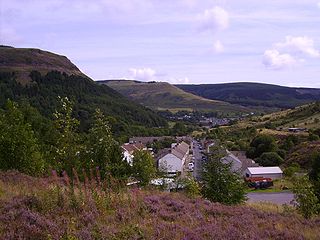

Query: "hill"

xmin=0 ymin=45 xmax=85 ymax=84
xmin=177 ymin=82 xmax=320 ymax=110
xmin=99 ymin=80 xmax=249 ymax=115
xmin=0 ymin=47 xmax=167 ymax=133
xmin=0 ymin=171 xmax=319 ymax=239
xmin=258 ymin=102 xmax=320 ymax=130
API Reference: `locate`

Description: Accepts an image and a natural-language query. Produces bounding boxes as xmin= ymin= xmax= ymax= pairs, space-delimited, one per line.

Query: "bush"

xmin=292 ymin=176 xmax=319 ymax=219
xmin=132 ymin=150 xmax=156 ymax=186
xmin=246 ymin=134 xmax=277 ymax=159
xmin=283 ymin=163 xmax=300 ymax=178
xmin=256 ymin=152 xmax=284 ymax=167
xmin=202 ymin=146 xmax=246 ymax=205
xmin=0 ymin=101 xmax=44 ymax=175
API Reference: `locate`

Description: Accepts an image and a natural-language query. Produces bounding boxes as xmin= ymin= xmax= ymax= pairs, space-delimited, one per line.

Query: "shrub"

xmin=0 ymin=101 xmax=44 ymax=175
xmin=202 ymin=146 xmax=246 ymax=205
xmin=292 ymin=176 xmax=319 ymax=219
xmin=256 ymin=152 xmax=284 ymax=166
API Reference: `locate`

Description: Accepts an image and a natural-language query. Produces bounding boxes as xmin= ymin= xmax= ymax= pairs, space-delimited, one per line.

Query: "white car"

xmin=188 ymin=162 xmax=194 ymax=171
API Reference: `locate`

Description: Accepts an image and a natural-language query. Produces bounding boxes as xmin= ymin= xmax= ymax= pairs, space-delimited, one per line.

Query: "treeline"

xmin=0 ymin=98 xmax=160 ymax=187
xmin=0 ymin=71 xmax=168 ymax=137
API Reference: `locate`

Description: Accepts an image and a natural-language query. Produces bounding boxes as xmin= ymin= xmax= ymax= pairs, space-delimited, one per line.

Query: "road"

xmin=192 ymin=140 xmax=204 ymax=181
xmin=247 ymin=191 xmax=295 ymax=205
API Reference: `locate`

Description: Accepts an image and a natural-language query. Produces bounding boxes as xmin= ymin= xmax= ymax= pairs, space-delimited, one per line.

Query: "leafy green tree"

xmin=52 ymin=96 xmax=81 ymax=174
xmin=132 ymin=150 xmax=156 ymax=186
xmin=85 ymin=109 xmax=114 ymax=177
xmin=85 ymin=109 xmax=131 ymax=181
xmin=182 ymin=176 xmax=201 ymax=198
xmin=256 ymin=152 xmax=284 ymax=166
xmin=246 ymin=134 xmax=277 ymax=159
xmin=172 ymin=122 xmax=188 ymax=136
xmin=202 ymin=146 xmax=246 ymax=205
xmin=106 ymin=144 xmax=131 ymax=182
xmin=283 ymin=163 xmax=300 ymax=178
xmin=292 ymin=176 xmax=319 ymax=219
xmin=309 ymin=152 xmax=320 ymax=199
xmin=0 ymin=101 xmax=44 ymax=175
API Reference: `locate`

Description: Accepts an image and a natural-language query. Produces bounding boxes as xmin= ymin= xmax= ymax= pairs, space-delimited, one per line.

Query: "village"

xmin=121 ymin=135 xmax=283 ymax=193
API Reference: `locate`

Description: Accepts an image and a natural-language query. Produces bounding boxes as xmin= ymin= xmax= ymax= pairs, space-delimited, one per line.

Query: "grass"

xmin=0 ymin=170 xmax=319 ymax=239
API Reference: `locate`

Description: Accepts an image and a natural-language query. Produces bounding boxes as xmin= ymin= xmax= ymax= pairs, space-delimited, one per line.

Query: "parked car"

xmin=188 ymin=162 xmax=194 ymax=171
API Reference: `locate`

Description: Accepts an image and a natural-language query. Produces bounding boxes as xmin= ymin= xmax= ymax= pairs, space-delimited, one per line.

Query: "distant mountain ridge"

xmin=99 ymin=80 xmax=249 ymax=115
xmin=0 ymin=46 xmax=167 ymax=132
xmin=176 ymin=82 xmax=320 ymax=109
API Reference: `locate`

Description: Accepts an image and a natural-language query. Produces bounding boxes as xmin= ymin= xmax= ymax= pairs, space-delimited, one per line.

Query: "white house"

xmin=222 ymin=151 xmax=242 ymax=173
xmin=122 ymin=143 xmax=147 ymax=166
xmin=158 ymin=141 xmax=189 ymax=174
xmin=244 ymin=167 xmax=283 ymax=180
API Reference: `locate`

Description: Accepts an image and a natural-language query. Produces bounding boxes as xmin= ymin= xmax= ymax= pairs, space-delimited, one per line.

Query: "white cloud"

xmin=274 ymin=36 xmax=320 ymax=58
xmin=318 ymin=2 xmax=320 ymax=8
xmin=263 ymin=35 xmax=319 ymax=70
xmin=262 ymin=49 xmax=297 ymax=70
xmin=199 ymin=6 xmax=229 ymax=32
xmin=129 ymin=67 xmax=156 ymax=81
xmin=213 ymin=40 xmax=224 ymax=53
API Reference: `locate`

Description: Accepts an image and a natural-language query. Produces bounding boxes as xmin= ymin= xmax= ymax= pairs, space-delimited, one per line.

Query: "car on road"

xmin=188 ymin=162 xmax=194 ymax=171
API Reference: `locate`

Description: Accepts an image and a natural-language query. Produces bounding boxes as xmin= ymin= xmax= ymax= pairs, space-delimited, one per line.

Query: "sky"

xmin=1 ymin=0 xmax=320 ymax=87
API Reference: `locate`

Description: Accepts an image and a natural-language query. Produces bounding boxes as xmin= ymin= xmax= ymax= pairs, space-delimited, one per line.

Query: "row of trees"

xmin=0 ymin=97 xmax=157 ymax=186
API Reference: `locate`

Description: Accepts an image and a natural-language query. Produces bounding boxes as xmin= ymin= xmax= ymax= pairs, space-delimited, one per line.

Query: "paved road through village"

xmin=193 ymin=140 xmax=204 ymax=181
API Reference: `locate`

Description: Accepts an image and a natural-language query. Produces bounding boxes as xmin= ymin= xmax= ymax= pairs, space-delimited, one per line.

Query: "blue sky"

xmin=1 ymin=0 xmax=320 ymax=87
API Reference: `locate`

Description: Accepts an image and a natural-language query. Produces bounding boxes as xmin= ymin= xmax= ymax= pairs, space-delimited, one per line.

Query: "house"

xmin=222 ymin=150 xmax=258 ymax=173
xmin=157 ymin=141 xmax=189 ymax=174
xmin=122 ymin=143 xmax=147 ymax=165
xmin=244 ymin=167 xmax=283 ymax=180
xmin=222 ymin=151 xmax=243 ymax=173
xmin=230 ymin=151 xmax=259 ymax=172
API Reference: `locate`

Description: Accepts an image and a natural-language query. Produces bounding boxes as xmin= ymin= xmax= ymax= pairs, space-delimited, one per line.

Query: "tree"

xmin=132 ymin=150 xmax=156 ymax=186
xmin=106 ymin=144 xmax=131 ymax=182
xmin=85 ymin=109 xmax=115 ymax=178
xmin=172 ymin=122 xmax=188 ymax=136
xmin=292 ymin=176 xmax=319 ymax=219
xmin=256 ymin=152 xmax=284 ymax=166
xmin=309 ymin=152 xmax=320 ymax=199
xmin=201 ymin=146 xmax=247 ymax=205
xmin=0 ymin=101 xmax=44 ymax=175
xmin=246 ymin=134 xmax=277 ymax=159
xmin=182 ymin=176 xmax=201 ymax=198
xmin=84 ymin=109 xmax=131 ymax=181
xmin=52 ymin=96 xmax=81 ymax=174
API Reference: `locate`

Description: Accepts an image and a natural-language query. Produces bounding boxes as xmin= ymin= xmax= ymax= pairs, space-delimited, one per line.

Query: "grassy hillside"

xmin=258 ymin=102 xmax=320 ymax=130
xmin=0 ymin=47 xmax=167 ymax=133
xmin=177 ymin=82 xmax=320 ymax=110
xmin=1 ymin=171 xmax=319 ymax=239
xmin=100 ymin=80 xmax=249 ymax=115
xmin=0 ymin=45 xmax=85 ymax=84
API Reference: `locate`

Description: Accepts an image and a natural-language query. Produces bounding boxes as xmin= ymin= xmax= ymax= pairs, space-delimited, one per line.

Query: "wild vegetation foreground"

xmin=0 ymin=171 xmax=319 ymax=240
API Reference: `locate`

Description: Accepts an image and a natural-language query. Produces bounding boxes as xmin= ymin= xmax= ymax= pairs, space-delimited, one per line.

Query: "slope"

xmin=100 ymin=80 xmax=249 ymax=115
xmin=0 ymin=45 xmax=85 ymax=84
xmin=0 ymin=47 xmax=167 ymax=132
xmin=177 ymin=82 xmax=320 ymax=110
